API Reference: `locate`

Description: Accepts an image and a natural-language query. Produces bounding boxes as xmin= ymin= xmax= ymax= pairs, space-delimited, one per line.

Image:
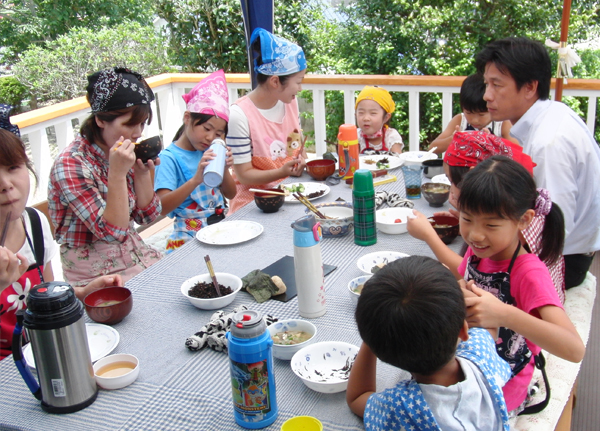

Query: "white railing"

xmin=10 ymin=73 xmax=600 ymax=205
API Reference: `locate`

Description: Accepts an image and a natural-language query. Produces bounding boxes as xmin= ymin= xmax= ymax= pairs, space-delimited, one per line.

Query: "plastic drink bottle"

xmin=226 ymin=310 xmax=278 ymax=429
xmin=353 ymin=169 xmax=377 ymax=246
xmin=203 ymin=138 xmax=227 ymax=188
xmin=292 ymin=214 xmax=326 ymax=318
xmin=337 ymin=124 xmax=360 ymax=180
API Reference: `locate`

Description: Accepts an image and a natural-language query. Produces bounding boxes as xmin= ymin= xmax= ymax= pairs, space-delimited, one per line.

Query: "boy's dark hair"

xmin=251 ymin=34 xmax=294 ymax=87
xmin=447 ymin=165 xmax=471 ymax=189
xmin=460 ymin=74 xmax=487 ymax=113
xmin=355 ymin=256 xmax=466 ymax=375
xmin=475 ymin=37 xmax=551 ymax=101
xmin=80 ymin=104 xmax=152 ymax=146
xmin=173 ymin=112 xmax=229 ymax=141
xmin=458 ymin=156 xmax=564 ymax=264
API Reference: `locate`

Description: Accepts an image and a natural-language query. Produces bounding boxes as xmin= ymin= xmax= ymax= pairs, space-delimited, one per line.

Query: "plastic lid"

xmin=338 ymin=124 xmax=358 ymax=141
xmin=352 ymin=169 xmax=374 ymax=193
xmin=210 ymin=138 xmax=226 ymax=148
xmin=230 ymin=310 xmax=266 ymax=339
xmin=24 ymin=281 xmax=84 ymax=330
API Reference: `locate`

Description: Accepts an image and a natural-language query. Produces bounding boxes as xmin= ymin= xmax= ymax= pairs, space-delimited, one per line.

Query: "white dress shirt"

xmin=511 ymin=99 xmax=600 ymax=255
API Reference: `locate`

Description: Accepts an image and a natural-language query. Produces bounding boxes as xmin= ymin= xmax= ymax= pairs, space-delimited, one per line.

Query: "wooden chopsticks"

xmin=204 ymin=255 xmax=222 ymax=297
xmin=293 ymin=192 xmax=330 ymax=219
xmin=249 ymin=188 xmax=288 ymax=196
xmin=0 ymin=211 xmax=12 ymax=247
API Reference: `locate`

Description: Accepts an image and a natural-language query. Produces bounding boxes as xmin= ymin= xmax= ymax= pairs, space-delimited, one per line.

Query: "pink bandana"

xmin=182 ymin=70 xmax=229 ymax=122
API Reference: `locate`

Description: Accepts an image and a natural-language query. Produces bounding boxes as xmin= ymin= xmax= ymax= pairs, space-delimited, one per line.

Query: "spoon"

xmin=427 ymin=147 xmax=438 ymax=153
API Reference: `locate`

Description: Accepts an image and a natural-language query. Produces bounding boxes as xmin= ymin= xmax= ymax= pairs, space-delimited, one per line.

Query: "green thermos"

xmin=353 ymin=169 xmax=377 ymax=246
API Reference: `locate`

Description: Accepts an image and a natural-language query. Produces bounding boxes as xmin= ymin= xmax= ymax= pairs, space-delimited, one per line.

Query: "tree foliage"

xmin=12 ymin=22 xmax=172 ymax=104
xmin=0 ymin=0 xmax=155 ymax=64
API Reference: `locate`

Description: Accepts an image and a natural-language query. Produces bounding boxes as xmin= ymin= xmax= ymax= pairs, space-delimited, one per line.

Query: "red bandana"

xmin=444 ymin=131 xmax=535 ymax=175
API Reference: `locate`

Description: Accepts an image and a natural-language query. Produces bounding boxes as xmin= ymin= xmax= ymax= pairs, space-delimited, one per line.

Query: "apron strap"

xmin=23 ymin=207 xmax=45 ymax=270
xmin=518 ymin=352 xmax=551 ymax=415
xmin=506 ymin=242 xmax=521 ymax=274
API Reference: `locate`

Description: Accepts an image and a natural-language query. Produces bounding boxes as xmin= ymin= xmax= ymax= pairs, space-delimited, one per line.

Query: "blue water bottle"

xmin=226 ymin=310 xmax=278 ymax=429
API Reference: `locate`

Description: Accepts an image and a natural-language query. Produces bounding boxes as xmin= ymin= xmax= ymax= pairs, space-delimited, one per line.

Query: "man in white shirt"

xmin=475 ymin=37 xmax=600 ymax=288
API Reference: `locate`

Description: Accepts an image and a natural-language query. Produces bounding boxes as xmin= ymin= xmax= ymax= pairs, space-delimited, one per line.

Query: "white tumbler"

xmin=292 ymin=215 xmax=326 ymax=318
xmin=203 ymin=138 xmax=227 ymax=188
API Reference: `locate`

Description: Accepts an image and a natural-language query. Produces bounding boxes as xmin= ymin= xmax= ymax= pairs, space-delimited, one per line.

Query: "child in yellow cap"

xmin=355 ymin=86 xmax=404 ymax=154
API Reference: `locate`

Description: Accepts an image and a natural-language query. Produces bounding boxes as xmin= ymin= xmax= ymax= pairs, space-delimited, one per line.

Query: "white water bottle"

xmin=292 ymin=215 xmax=326 ymax=318
xmin=203 ymin=138 xmax=227 ymax=188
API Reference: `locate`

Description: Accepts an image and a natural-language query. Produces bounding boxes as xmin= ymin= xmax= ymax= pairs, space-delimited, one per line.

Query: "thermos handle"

xmin=13 ymin=311 xmax=42 ymax=400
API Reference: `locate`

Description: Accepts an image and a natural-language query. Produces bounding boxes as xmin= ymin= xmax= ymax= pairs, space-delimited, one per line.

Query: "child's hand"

xmin=464 ymin=283 xmax=508 ymax=329
xmin=0 ymin=247 xmax=28 ymax=292
xmin=433 ymin=210 xmax=459 ymax=219
xmin=225 ymin=147 xmax=234 ymax=168
xmin=281 ymin=157 xmax=305 ymax=177
xmin=192 ymin=149 xmax=216 ymax=185
xmin=75 ymin=274 xmax=124 ymax=300
xmin=109 ymin=136 xmax=136 ymax=177
xmin=406 ymin=210 xmax=436 ymax=241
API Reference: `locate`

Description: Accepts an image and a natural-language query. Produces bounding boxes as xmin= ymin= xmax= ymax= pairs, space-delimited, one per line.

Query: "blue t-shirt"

xmin=364 ymin=328 xmax=511 ymax=431
xmin=154 ymin=144 xmax=205 ymax=215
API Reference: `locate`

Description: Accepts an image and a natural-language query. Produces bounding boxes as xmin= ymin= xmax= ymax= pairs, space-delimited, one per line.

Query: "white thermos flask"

xmin=292 ymin=214 xmax=326 ymax=318
xmin=203 ymin=138 xmax=227 ymax=188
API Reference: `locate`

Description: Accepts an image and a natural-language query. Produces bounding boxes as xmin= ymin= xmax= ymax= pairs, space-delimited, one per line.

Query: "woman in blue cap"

xmin=226 ymin=28 xmax=307 ymax=213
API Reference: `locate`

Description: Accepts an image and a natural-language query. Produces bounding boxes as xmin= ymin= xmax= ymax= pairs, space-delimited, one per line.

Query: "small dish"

xmin=291 ymin=341 xmax=359 ymax=393
xmin=397 ymin=151 xmax=438 ymax=165
xmin=306 ymin=159 xmax=336 ymax=181
xmin=359 ymin=154 xmax=403 ymax=171
xmin=93 ymin=353 xmax=139 ymax=390
xmin=431 ymin=174 xmax=451 ymax=186
xmin=283 ymin=183 xmax=330 ymax=203
xmin=253 ymin=189 xmax=285 ymax=213
xmin=375 ymin=207 xmax=415 ymax=234
xmin=357 ymin=251 xmax=410 ymax=274
xmin=421 ymin=182 xmax=451 ymax=207
xmin=267 ymin=319 xmax=317 ymax=360
xmin=195 ymin=221 xmax=263 ymax=245
xmin=429 ymin=215 xmax=460 ymax=245
xmin=180 ymin=272 xmax=243 ymax=310
xmin=348 ymin=275 xmax=372 ymax=306
xmin=281 ymin=416 xmax=323 ymax=431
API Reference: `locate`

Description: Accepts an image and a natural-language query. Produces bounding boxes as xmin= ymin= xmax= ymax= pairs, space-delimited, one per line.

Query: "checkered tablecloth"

xmin=0 ymin=170 xmax=463 ymax=430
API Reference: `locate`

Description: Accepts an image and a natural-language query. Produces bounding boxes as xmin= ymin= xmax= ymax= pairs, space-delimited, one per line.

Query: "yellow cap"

xmin=355 ymin=86 xmax=395 ymax=114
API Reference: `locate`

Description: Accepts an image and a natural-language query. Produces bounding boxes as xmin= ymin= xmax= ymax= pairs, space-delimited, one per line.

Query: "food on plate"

xmin=189 ymin=281 xmax=233 ymax=299
xmin=376 ymin=158 xmax=390 ymax=169
xmin=271 ymin=276 xmax=287 ymax=295
xmin=306 ymin=189 xmax=326 ymax=199
xmin=364 ymin=158 xmax=376 ymax=165
xmin=271 ymin=330 xmax=312 ymax=345
xmin=353 ymin=284 xmax=365 ymax=294
xmin=425 ymin=185 xmax=450 ymax=194
xmin=394 ymin=219 xmax=402 ymax=223
xmin=97 ymin=300 xmax=121 ymax=307
xmin=285 ymin=183 xmax=305 ymax=193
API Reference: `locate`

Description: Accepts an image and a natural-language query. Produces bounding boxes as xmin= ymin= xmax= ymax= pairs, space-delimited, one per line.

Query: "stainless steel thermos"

xmin=13 ymin=281 xmax=98 ymax=413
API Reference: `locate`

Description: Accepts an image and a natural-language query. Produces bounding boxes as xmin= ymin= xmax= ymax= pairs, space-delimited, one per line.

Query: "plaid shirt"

xmin=48 ymin=135 xmax=161 ymax=247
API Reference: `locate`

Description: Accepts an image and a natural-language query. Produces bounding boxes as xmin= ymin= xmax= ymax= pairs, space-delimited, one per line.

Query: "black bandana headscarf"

xmin=86 ymin=67 xmax=154 ymax=114
xmin=0 ymin=104 xmax=20 ymax=137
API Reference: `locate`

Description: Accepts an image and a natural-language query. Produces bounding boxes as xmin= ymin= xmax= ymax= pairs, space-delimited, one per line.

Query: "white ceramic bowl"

xmin=267 ymin=319 xmax=317 ymax=360
xmin=357 ymin=251 xmax=410 ymax=274
xmin=291 ymin=341 xmax=359 ymax=394
xmin=305 ymin=202 xmax=354 ymax=238
xmin=399 ymin=150 xmax=439 ymax=165
xmin=348 ymin=275 xmax=372 ymax=306
xmin=376 ymin=207 xmax=415 ymax=234
xmin=93 ymin=353 xmax=139 ymax=390
xmin=180 ymin=273 xmax=243 ymax=310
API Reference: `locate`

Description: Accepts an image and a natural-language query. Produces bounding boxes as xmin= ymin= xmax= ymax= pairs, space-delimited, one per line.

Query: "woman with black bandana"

xmin=48 ymin=67 xmax=162 ymax=287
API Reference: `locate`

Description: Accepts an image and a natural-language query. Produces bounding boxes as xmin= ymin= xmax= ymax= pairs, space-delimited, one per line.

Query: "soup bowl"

xmin=84 ymin=287 xmax=133 ymax=325
xmin=267 ymin=319 xmax=317 ymax=360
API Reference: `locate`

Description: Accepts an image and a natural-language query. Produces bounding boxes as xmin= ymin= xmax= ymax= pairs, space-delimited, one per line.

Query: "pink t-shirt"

xmin=458 ymin=248 xmax=563 ymax=412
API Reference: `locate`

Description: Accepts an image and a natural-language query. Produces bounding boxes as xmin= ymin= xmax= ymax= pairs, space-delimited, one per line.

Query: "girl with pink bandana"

xmin=154 ymin=70 xmax=236 ymax=253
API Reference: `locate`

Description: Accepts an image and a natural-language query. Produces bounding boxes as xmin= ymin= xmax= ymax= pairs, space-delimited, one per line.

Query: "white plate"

xmin=357 ymin=251 xmax=410 ymax=274
xmin=359 ymin=154 xmax=403 ymax=171
xmin=432 ymin=174 xmax=451 ymax=186
xmin=397 ymin=151 xmax=439 ymax=165
xmin=195 ymin=220 xmax=264 ymax=245
xmin=283 ymin=183 xmax=330 ymax=203
xmin=24 ymin=323 xmax=120 ymax=370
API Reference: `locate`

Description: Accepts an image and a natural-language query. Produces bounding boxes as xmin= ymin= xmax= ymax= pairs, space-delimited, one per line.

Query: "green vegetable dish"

xmin=271 ymin=331 xmax=312 ymax=345
xmin=285 ymin=183 xmax=305 ymax=193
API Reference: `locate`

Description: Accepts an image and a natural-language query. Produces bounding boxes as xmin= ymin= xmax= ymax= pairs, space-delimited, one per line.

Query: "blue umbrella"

xmin=240 ymin=0 xmax=273 ymax=89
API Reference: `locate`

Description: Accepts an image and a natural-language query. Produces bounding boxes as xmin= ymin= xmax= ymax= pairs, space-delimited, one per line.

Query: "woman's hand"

xmin=74 ymin=274 xmax=124 ymax=301
xmin=133 ymin=156 xmax=160 ymax=175
xmin=464 ymin=283 xmax=510 ymax=329
xmin=0 ymin=247 xmax=28 ymax=292
xmin=406 ymin=210 xmax=437 ymax=241
xmin=108 ymin=136 xmax=136 ymax=178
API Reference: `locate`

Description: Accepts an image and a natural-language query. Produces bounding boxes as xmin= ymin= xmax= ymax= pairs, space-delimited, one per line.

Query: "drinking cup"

xmin=401 ymin=164 xmax=424 ymax=199
xmin=204 ymin=139 xmax=227 ymax=188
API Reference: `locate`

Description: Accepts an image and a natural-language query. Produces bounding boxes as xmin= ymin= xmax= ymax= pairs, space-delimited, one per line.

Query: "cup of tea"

xmin=401 ymin=164 xmax=424 ymax=199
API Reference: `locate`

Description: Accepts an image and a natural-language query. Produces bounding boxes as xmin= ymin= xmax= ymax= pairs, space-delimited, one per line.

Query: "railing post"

xmin=408 ymin=90 xmax=420 ymax=151
xmin=313 ymin=89 xmax=327 ymax=156
xmin=156 ymin=84 xmax=183 ymax=148
xmin=54 ymin=119 xmax=74 ymax=153
xmin=587 ymin=96 xmax=597 ymax=135
xmin=441 ymin=92 xmax=453 ymax=131
xmin=28 ymin=128 xmax=52 ymax=203
xmin=344 ymin=89 xmax=355 ymax=126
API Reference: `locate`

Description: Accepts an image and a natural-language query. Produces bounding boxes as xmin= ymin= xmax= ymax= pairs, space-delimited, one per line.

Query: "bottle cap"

xmin=352 ymin=170 xmax=374 ymax=195
xmin=338 ymin=124 xmax=358 ymax=142
xmin=230 ymin=310 xmax=266 ymax=339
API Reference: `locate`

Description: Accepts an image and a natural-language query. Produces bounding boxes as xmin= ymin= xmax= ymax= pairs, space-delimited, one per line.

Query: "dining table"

xmin=0 ymin=166 xmax=464 ymax=431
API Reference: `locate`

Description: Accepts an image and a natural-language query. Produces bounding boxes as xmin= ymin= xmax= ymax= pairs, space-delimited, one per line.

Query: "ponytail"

xmin=537 ymin=201 xmax=565 ymax=266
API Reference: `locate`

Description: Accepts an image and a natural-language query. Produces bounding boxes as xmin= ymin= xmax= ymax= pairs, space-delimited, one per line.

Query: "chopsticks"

xmin=293 ymin=192 xmax=330 ymax=219
xmin=249 ymin=188 xmax=288 ymax=196
xmin=204 ymin=255 xmax=222 ymax=297
xmin=0 ymin=211 xmax=11 ymax=247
